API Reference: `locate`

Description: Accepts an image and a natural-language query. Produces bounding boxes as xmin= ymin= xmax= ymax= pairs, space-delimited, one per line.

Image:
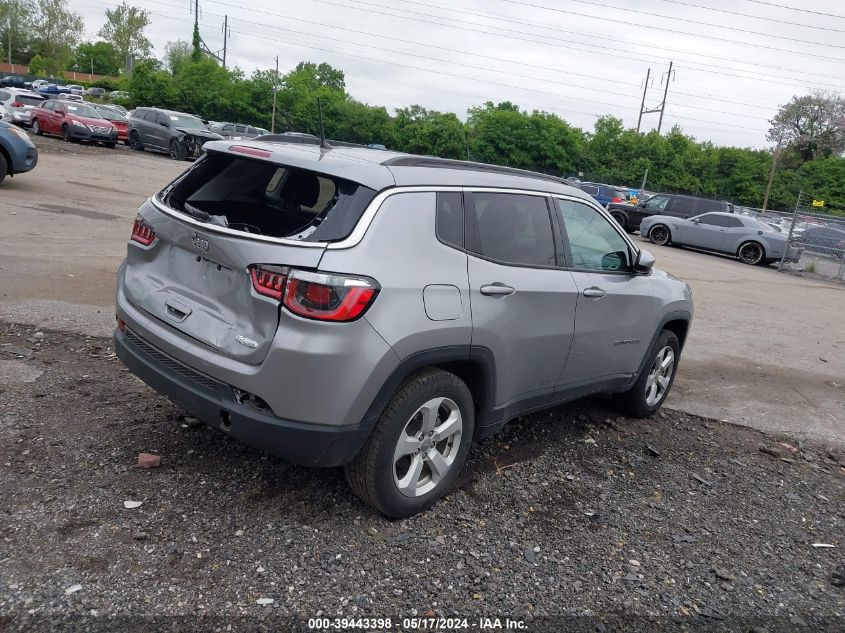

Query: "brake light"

xmin=611 ymin=197 xmax=623 ymax=203
xmin=230 ymin=145 xmax=271 ymax=158
xmin=249 ymin=265 xmax=288 ymax=300
xmin=283 ymin=270 xmax=379 ymax=322
xmin=130 ymin=216 xmax=155 ymax=245
xmin=11 ymin=101 xmax=22 ymax=107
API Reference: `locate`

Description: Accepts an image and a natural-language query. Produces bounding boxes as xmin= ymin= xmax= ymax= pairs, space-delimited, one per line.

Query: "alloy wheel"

xmin=393 ymin=397 xmax=463 ymax=498
xmin=650 ymin=226 xmax=669 ymax=245
xmin=645 ymin=345 xmax=675 ymax=406
xmin=738 ymin=243 xmax=763 ymax=265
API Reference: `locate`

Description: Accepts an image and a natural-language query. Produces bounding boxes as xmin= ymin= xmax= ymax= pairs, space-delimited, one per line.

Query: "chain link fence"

xmin=737 ymin=197 xmax=845 ymax=283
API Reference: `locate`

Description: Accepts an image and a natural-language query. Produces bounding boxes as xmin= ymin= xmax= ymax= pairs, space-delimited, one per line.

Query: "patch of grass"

xmin=805 ymin=262 xmax=817 ymax=274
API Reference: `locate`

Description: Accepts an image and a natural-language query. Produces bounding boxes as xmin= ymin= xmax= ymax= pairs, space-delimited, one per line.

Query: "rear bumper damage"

xmin=114 ymin=327 xmax=372 ymax=467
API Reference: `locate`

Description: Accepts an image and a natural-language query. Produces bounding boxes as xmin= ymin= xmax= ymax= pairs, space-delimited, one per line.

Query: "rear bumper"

xmin=115 ymin=327 xmax=372 ymax=467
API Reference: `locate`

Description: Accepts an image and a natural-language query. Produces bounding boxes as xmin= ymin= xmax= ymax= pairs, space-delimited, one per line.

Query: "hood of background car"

xmin=174 ymin=127 xmax=223 ymax=140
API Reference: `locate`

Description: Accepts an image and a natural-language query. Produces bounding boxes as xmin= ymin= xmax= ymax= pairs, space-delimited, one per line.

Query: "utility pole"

xmin=90 ymin=56 xmax=94 ymax=80
xmin=656 ymin=61 xmax=674 ymax=134
xmin=8 ymin=0 xmax=15 ymax=67
xmin=222 ymin=15 xmax=229 ymax=68
xmin=271 ymin=55 xmax=279 ymax=134
xmin=762 ymin=138 xmax=781 ymax=211
xmin=636 ymin=68 xmax=650 ymax=133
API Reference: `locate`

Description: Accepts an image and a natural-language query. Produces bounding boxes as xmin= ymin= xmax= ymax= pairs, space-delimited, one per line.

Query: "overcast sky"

xmin=71 ymin=0 xmax=845 ymax=148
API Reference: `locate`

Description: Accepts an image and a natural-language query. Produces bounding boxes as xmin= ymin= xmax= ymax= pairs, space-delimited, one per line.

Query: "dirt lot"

xmin=1 ymin=323 xmax=843 ymax=631
xmin=1 ymin=136 xmax=845 ymax=630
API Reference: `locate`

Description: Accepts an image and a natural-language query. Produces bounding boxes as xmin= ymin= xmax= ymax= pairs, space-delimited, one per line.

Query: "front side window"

xmin=556 ymin=199 xmax=634 ymax=272
xmin=466 ymin=192 xmax=556 ymax=267
xmin=643 ymin=195 xmax=669 ymax=211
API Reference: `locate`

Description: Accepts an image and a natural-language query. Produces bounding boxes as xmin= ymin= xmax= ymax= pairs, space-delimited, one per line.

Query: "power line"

xmin=314 ymin=0 xmax=845 ymax=88
xmin=743 ymin=0 xmax=845 ymax=20
xmin=499 ymin=0 xmax=845 ymax=59
xmin=421 ymin=0 xmax=845 ymax=83
xmin=656 ymin=0 xmax=845 ymax=32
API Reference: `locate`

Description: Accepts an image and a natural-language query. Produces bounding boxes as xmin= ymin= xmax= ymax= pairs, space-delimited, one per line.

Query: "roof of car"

xmin=204 ymin=139 xmax=592 ymax=198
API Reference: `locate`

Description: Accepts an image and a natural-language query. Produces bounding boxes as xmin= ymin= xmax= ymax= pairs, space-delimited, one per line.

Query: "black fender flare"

xmin=361 ymin=345 xmax=497 ymax=434
xmin=631 ymin=310 xmax=693 ymax=382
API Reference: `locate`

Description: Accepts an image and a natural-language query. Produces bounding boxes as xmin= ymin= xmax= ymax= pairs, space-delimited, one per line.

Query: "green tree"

xmin=126 ymin=58 xmax=174 ymax=108
xmin=191 ymin=22 xmax=201 ymax=63
xmin=30 ymin=0 xmax=83 ymax=68
xmin=98 ymin=2 xmax=151 ymax=72
xmin=0 ymin=0 xmax=37 ymax=64
xmin=71 ymin=41 xmax=120 ymax=76
xmin=164 ymin=40 xmax=191 ymax=75
xmin=28 ymin=53 xmax=62 ymax=77
xmin=768 ymin=91 xmax=845 ymax=162
xmin=393 ymin=105 xmax=466 ymax=158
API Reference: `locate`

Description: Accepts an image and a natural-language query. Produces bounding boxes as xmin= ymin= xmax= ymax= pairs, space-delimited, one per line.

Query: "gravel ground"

xmin=1 ymin=323 xmax=844 ymax=632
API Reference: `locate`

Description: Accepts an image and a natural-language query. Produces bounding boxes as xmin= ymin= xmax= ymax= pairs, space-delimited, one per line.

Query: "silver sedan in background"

xmin=640 ymin=211 xmax=802 ymax=266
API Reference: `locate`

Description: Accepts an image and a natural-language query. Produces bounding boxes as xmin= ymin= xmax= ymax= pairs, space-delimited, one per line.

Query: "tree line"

xmin=2 ymin=0 xmax=843 ymax=212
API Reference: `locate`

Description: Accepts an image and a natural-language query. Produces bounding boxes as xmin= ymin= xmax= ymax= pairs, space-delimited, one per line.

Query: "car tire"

xmin=345 ymin=368 xmax=475 ymax=518
xmin=617 ymin=329 xmax=680 ymax=418
xmin=104 ymin=143 xmax=116 ymax=149
xmin=130 ymin=131 xmax=144 ymax=151
xmin=61 ymin=124 xmax=72 ymax=142
xmin=32 ymin=119 xmax=42 ymax=136
xmin=611 ymin=212 xmax=627 ymax=231
xmin=169 ymin=139 xmax=187 ymax=161
xmin=0 ymin=151 xmax=7 ymax=185
xmin=737 ymin=241 xmax=765 ymax=266
xmin=648 ymin=224 xmax=671 ymax=246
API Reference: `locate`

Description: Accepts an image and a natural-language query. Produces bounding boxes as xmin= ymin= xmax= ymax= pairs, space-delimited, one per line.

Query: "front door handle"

xmin=480 ymin=283 xmax=515 ymax=297
xmin=583 ymin=287 xmax=606 ymax=298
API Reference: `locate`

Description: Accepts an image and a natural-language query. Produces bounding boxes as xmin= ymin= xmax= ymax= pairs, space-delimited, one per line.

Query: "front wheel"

xmin=648 ymin=224 xmax=671 ymax=246
xmin=61 ymin=125 xmax=72 ymax=142
xmin=617 ymin=329 xmax=680 ymax=418
xmin=169 ymin=139 xmax=187 ymax=161
xmin=738 ymin=241 xmax=765 ymax=265
xmin=345 ymin=368 xmax=475 ymax=518
xmin=0 ymin=151 xmax=7 ymax=185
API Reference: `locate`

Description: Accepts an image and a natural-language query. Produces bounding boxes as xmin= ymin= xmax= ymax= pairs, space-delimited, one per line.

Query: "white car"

xmin=0 ymin=103 xmax=11 ymax=122
xmin=30 ymin=79 xmax=50 ymax=90
xmin=57 ymin=93 xmax=83 ymax=102
xmin=66 ymin=84 xmax=84 ymax=95
xmin=0 ymin=87 xmax=46 ymax=126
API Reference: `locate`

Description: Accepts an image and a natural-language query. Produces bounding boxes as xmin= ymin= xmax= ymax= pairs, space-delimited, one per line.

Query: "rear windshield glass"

xmin=17 ymin=95 xmax=44 ymax=106
xmin=160 ymin=152 xmax=377 ymax=242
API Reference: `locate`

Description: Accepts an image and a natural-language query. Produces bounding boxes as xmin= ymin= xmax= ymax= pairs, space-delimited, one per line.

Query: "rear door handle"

xmin=480 ymin=283 xmax=515 ymax=297
xmin=583 ymin=287 xmax=606 ymax=298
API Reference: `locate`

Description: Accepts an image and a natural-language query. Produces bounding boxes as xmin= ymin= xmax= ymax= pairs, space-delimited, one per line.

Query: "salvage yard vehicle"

xmin=609 ymin=193 xmax=733 ymax=233
xmin=641 ymin=211 xmax=801 ymax=266
xmin=31 ymin=100 xmax=118 ymax=148
xmin=0 ymin=88 xmax=45 ymax=126
xmin=128 ymin=107 xmax=223 ymax=161
xmin=114 ymin=141 xmax=693 ymax=517
xmin=0 ymin=120 xmax=38 ymax=184
xmin=92 ymin=104 xmax=129 ymax=144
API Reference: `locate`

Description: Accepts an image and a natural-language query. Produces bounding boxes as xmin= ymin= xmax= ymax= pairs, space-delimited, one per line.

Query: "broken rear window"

xmin=159 ymin=151 xmax=377 ymax=242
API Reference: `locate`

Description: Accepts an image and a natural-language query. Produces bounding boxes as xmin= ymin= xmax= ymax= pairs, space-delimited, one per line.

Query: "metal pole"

xmin=270 ymin=55 xmax=279 ymax=134
xmin=657 ymin=61 xmax=673 ymax=134
xmin=762 ymin=139 xmax=780 ymax=211
xmin=778 ymin=189 xmax=801 ymax=272
xmin=636 ymin=68 xmax=650 ymax=133
xmin=8 ymin=1 xmax=14 ymax=66
xmin=222 ymin=15 xmax=228 ymax=68
xmin=640 ymin=168 xmax=649 ymax=191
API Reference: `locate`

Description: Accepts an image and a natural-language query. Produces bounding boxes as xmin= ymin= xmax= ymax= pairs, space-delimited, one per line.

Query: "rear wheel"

xmin=738 ymin=241 xmax=765 ymax=266
xmin=130 ymin=131 xmax=144 ymax=151
xmin=648 ymin=224 xmax=671 ymax=246
xmin=0 ymin=152 xmax=7 ymax=184
xmin=169 ymin=139 xmax=187 ymax=161
xmin=32 ymin=119 xmax=42 ymax=136
xmin=610 ymin=212 xmax=627 ymax=231
xmin=617 ymin=329 xmax=680 ymax=418
xmin=345 ymin=368 xmax=474 ymax=518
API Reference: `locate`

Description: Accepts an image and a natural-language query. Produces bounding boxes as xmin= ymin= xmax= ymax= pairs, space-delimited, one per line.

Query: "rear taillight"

xmin=130 ymin=216 xmax=155 ymax=245
xmin=611 ymin=197 xmax=623 ymax=203
xmin=248 ymin=266 xmax=379 ymax=322
xmin=11 ymin=101 xmax=22 ymax=107
xmin=249 ymin=264 xmax=288 ymax=300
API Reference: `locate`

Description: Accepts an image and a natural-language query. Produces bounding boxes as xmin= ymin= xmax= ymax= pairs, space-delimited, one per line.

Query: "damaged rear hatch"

xmin=122 ymin=142 xmax=393 ymax=364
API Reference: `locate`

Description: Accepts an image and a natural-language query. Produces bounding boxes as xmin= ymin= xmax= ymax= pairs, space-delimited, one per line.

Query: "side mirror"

xmin=692 ymin=218 xmax=700 ymax=223
xmin=159 ymin=120 xmax=170 ymax=128
xmin=635 ymin=249 xmax=656 ymax=274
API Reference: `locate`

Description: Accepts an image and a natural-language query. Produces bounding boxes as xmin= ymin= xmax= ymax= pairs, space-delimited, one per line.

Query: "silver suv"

xmin=115 ymin=141 xmax=693 ymax=517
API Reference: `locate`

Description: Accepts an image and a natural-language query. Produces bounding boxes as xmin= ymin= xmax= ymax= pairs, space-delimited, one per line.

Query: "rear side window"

xmin=143 ymin=110 xmax=158 ymax=122
xmin=161 ymin=153 xmax=377 ymax=243
xmin=697 ymin=198 xmax=723 ymax=214
xmin=466 ymin=192 xmax=556 ymax=267
xmin=17 ymin=95 xmax=44 ymax=106
xmin=436 ymin=192 xmax=463 ymax=249
xmin=0 ymin=90 xmax=9 ymax=100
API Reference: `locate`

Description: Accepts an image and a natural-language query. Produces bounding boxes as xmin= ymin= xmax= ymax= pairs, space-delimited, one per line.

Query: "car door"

xmin=718 ymin=215 xmax=748 ymax=254
xmin=465 ymin=190 xmax=579 ymax=411
xmin=554 ymin=197 xmax=659 ymax=388
xmin=140 ymin=110 xmax=160 ymax=147
xmin=680 ymin=213 xmax=729 ymax=250
xmin=48 ymin=102 xmax=65 ymax=134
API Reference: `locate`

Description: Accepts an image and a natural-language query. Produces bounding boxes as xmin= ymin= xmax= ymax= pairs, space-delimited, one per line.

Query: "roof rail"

xmin=381 ymin=156 xmax=564 ymax=184
xmin=254 ymin=133 xmax=375 ymax=149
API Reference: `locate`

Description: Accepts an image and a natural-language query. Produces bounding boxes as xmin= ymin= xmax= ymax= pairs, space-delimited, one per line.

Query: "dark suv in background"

xmin=609 ymin=193 xmax=734 ymax=233
xmin=128 ymin=107 xmax=223 ymax=161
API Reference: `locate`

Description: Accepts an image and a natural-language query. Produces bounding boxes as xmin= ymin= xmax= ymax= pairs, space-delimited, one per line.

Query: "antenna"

xmin=317 ymin=98 xmax=332 ymax=149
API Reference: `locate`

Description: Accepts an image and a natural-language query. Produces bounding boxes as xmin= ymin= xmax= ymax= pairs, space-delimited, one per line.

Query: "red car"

xmin=93 ymin=104 xmax=129 ymax=144
xmin=31 ymin=99 xmax=118 ymax=147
